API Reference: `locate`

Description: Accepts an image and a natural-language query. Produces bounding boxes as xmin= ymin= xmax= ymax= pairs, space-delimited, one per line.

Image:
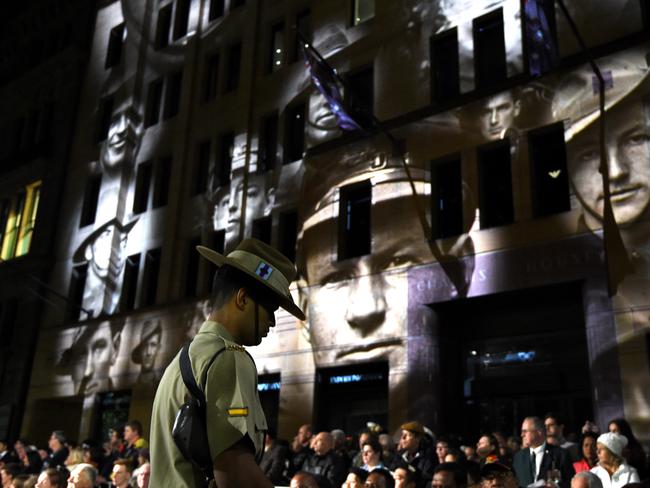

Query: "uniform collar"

xmin=197 ymin=320 xmax=236 ymax=343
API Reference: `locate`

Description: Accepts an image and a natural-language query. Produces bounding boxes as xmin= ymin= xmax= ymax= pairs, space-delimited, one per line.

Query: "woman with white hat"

xmin=590 ymin=432 xmax=640 ymax=488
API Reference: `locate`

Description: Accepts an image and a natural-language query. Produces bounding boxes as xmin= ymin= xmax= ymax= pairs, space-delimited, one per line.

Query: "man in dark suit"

xmin=512 ymin=417 xmax=574 ymax=488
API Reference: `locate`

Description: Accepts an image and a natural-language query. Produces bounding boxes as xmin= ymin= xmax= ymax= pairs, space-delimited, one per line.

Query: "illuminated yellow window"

xmin=1 ymin=181 xmax=41 ymax=260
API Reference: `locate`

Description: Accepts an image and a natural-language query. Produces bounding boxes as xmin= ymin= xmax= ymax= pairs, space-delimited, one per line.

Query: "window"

xmin=163 ymin=70 xmax=183 ymax=120
xmin=230 ymin=0 xmax=245 ymax=9
xmin=252 ymin=216 xmax=272 ymax=244
xmin=67 ymin=263 xmax=88 ymax=322
xmin=278 ymin=209 xmax=298 ymax=262
xmin=431 ymin=156 xmax=463 ymax=239
xmin=194 ymin=140 xmax=211 ymax=195
xmin=473 ymin=9 xmax=507 ymax=89
xmin=155 ymin=3 xmax=173 ymax=49
xmin=477 ymin=142 xmax=513 ymax=228
xmin=338 ymin=180 xmax=371 ymax=260
xmin=431 ymin=28 xmax=460 ymax=102
xmin=0 ymin=181 xmax=41 ymax=261
xmin=144 ymin=78 xmax=164 ymax=127
xmin=224 ymin=43 xmax=241 ymax=92
xmin=352 ymin=0 xmax=375 ymax=26
xmin=33 ymin=103 xmax=54 ymax=155
xmin=185 ymin=236 xmax=201 ymax=297
xmin=284 ymin=103 xmax=305 ymax=164
xmin=152 ymin=157 xmax=172 ymax=208
xmin=97 ymin=95 xmax=114 ymax=142
xmin=203 ymin=52 xmax=220 ymax=102
xmin=0 ymin=299 xmax=18 ymax=348
xmin=173 ymin=0 xmax=191 ymax=41
xmin=133 ymin=161 xmax=153 ymax=214
xmin=141 ymin=248 xmax=161 ymax=307
xmin=291 ymin=9 xmax=311 ymax=63
xmin=79 ymin=174 xmax=102 ymax=228
xmin=121 ymin=253 xmax=140 ymax=311
xmin=528 ymin=123 xmax=570 ymax=217
xmin=105 ymin=23 xmax=125 ymax=68
xmin=216 ymin=132 xmax=234 ymax=186
xmin=269 ymin=22 xmax=285 ymax=72
xmin=346 ymin=66 xmax=374 ymax=123
xmin=208 ymin=0 xmax=225 ymax=21
xmin=258 ymin=112 xmax=278 ymax=172
xmin=10 ymin=118 xmax=25 ymax=158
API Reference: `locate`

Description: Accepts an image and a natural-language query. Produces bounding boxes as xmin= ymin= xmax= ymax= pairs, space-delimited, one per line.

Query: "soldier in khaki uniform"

xmin=150 ymin=239 xmax=305 ymax=487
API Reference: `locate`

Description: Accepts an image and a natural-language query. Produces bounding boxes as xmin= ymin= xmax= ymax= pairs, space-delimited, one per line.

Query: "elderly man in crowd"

xmin=301 ymin=431 xmax=346 ymax=488
xmin=67 ymin=463 xmax=97 ymax=488
xmin=43 ymin=431 xmax=68 ymax=471
xmin=571 ymin=472 xmax=603 ymax=488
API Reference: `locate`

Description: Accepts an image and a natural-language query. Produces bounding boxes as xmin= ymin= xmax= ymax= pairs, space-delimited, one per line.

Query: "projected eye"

xmin=625 ymin=132 xmax=650 ymax=147
xmin=321 ymin=269 xmax=353 ymax=287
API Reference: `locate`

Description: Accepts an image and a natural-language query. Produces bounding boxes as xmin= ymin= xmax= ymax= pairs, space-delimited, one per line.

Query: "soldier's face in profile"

xmin=567 ymin=99 xmax=650 ymax=227
xmin=70 ymin=322 xmax=119 ymax=395
xmin=223 ymin=174 xmax=272 ymax=250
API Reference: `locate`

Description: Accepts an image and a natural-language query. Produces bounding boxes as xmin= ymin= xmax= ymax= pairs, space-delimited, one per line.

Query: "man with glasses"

xmin=150 ymin=239 xmax=305 ymax=487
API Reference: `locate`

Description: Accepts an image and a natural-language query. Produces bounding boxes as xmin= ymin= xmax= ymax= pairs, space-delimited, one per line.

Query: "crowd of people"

xmin=264 ymin=415 xmax=649 ymax=488
xmin=0 ymin=414 xmax=647 ymax=488
xmin=0 ymin=421 xmax=150 ymax=488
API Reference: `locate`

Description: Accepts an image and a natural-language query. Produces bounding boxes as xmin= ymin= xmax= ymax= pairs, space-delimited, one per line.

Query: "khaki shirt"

xmin=150 ymin=321 xmax=267 ymax=487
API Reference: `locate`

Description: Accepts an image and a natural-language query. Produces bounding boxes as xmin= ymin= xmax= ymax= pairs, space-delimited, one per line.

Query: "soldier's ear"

xmin=234 ymin=287 xmax=248 ymax=311
xmin=111 ymin=331 xmax=122 ymax=366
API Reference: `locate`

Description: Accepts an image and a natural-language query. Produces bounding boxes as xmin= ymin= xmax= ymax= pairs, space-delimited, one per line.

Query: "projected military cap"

xmin=131 ymin=319 xmax=162 ymax=364
xmin=73 ymin=217 xmax=139 ymax=264
xmin=552 ymin=50 xmax=650 ymax=142
xmin=197 ymin=238 xmax=305 ymax=320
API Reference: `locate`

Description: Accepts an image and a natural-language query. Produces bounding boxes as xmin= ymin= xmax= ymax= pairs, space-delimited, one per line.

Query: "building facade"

xmin=17 ymin=0 xmax=650 ymax=447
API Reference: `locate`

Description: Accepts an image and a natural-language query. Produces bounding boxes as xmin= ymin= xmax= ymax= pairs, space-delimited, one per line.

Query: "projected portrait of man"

xmin=131 ymin=319 xmax=162 ymax=387
xmin=552 ymin=53 xmax=650 ymax=233
xmin=478 ymin=91 xmax=521 ymax=141
xmin=56 ymin=321 xmax=124 ymax=395
xmin=297 ymin=148 xmax=431 ymax=374
xmin=73 ymin=217 xmax=139 ymax=317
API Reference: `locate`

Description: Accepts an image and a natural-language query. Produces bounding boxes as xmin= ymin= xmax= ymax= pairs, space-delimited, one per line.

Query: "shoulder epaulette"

xmin=225 ymin=343 xmax=245 ymax=352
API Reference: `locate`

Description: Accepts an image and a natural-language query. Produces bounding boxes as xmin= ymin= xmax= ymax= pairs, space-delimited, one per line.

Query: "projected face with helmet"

xmin=298 ymin=151 xmax=430 ymax=368
xmin=553 ymin=54 xmax=650 ymax=230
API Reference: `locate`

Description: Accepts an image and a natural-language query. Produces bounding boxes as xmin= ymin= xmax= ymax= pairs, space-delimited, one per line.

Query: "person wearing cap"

xmin=149 ymin=238 xmax=305 ymax=487
xmin=390 ymin=422 xmax=436 ymax=486
xmin=481 ymin=463 xmax=517 ymax=488
xmin=42 ymin=431 xmax=68 ymax=471
xmin=131 ymin=319 xmax=162 ymax=387
xmin=433 ymin=462 xmax=467 ymax=488
xmin=590 ymin=432 xmax=639 ymax=488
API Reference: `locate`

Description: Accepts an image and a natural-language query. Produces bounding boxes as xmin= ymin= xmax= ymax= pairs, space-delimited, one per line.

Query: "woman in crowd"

xmin=573 ymin=432 xmax=598 ymax=473
xmin=361 ymin=439 xmax=386 ymax=472
xmin=590 ymin=432 xmax=639 ymax=488
xmin=608 ymin=418 xmax=647 ymax=478
xmin=342 ymin=467 xmax=368 ymax=488
xmin=35 ymin=468 xmax=68 ymax=488
xmin=64 ymin=448 xmax=83 ymax=472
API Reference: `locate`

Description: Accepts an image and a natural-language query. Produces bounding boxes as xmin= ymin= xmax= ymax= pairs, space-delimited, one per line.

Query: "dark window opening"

xmin=529 ymin=123 xmax=570 ymax=217
xmin=79 ymin=174 xmax=102 ymax=228
xmin=185 ymin=236 xmax=201 ymax=298
xmin=269 ymin=22 xmax=285 ymax=73
xmin=163 ymin=70 xmax=183 ymax=120
xmin=431 ymin=28 xmax=460 ymax=102
xmin=278 ymin=210 xmax=298 ymax=262
xmin=133 ymin=161 xmax=153 ymax=214
xmin=11 ymin=118 xmax=25 ymax=158
xmin=202 ymin=229 xmax=225 ymax=294
xmin=67 ymin=263 xmax=88 ymax=322
xmin=0 ymin=299 xmax=18 ymax=348
xmin=203 ymin=52 xmax=220 ymax=102
xmin=34 ymin=103 xmax=54 ymax=155
xmin=258 ymin=112 xmax=278 ymax=172
xmin=173 ymin=0 xmax=191 ymax=41
xmin=431 ymin=156 xmax=463 ymax=239
xmin=478 ymin=142 xmax=514 ymax=229
xmin=153 ymin=157 xmax=172 ymax=208
xmin=473 ymin=9 xmax=507 ymax=89
xmin=216 ymin=132 xmax=234 ymax=186
xmin=121 ymin=253 xmax=140 ymax=311
xmin=292 ymin=9 xmax=311 ymax=63
xmin=155 ymin=4 xmax=173 ymax=50
xmin=141 ymin=248 xmax=162 ymax=307
xmin=144 ymin=78 xmax=164 ymax=127
xmin=105 ymin=23 xmax=125 ymax=69
xmin=352 ymin=0 xmax=375 ymax=26
xmin=194 ymin=140 xmax=211 ymax=195
xmin=224 ymin=43 xmax=242 ymax=92
xmin=346 ymin=66 xmax=374 ymax=126
xmin=209 ymin=0 xmax=225 ymax=21
xmin=230 ymin=0 xmax=245 ymax=9
xmin=258 ymin=373 xmax=281 ymax=435
xmin=338 ymin=180 xmax=371 ymax=260
xmin=284 ymin=103 xmax=305 ymax=164
xmin=96 ymin=96 xmax=114 ymax=142
xmin=252 ymin=216 xmax=272 ymax=245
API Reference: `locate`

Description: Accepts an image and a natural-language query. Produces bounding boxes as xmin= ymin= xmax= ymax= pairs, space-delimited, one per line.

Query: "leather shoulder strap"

xmin=179 ymin=340 xmax=227 ymax=406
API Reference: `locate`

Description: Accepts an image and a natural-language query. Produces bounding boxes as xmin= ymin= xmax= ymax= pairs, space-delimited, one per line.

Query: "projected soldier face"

xmin=567 ymin=99 xmax=650 ymax=228
xmin=479 ymin=92 xmax=521 ymax=140
xmin=306 ymin=90 xmax=341 ymax=148
xmin=141 ymin=331 xmax=160 ymax=371
xmin=67 ymin=322 xmax=121 ymax=395
xmin=101 ymin=100 xmax=142 ymax=171
xmin=87 ymin=225 xmax=129 ymax=279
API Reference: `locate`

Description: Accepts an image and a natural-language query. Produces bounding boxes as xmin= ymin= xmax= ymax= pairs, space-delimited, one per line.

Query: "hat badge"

xmin=255 ymin=261 xmax=274 ymax=281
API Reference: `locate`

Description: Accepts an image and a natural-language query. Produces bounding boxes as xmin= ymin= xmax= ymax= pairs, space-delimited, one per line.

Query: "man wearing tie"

xmin=513 ymin=417 xmax=575 ymax=488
